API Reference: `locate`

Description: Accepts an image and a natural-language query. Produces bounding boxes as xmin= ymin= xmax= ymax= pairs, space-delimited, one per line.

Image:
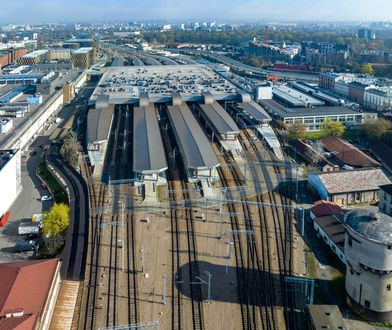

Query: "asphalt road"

xmin=0 ymin=82 xmax=94 ymax=263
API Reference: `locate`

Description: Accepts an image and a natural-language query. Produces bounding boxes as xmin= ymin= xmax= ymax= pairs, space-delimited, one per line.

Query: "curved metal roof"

xmin=199 ymin=102 xmax=239 ymax=136
xmin=87 ymin=101 xmax=115 ymax=143
xmin=133 ymin=105 xmax=167 ymax=174
xmin=238 ymin=101 xmax=271 ymax=123
xmin=167 ymin=104 xmax=219 ymax=170
xmin=345 ymin=209 xmax=392 ymax=244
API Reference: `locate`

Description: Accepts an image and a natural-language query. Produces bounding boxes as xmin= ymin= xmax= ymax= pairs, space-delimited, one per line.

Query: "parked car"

xmin=14 ymin=240 xmax=37 ymax=253
xmin=41 ymin=195 xmax=52 ymax=201
xmin=40 ymin=183 xmax=47 ymax=189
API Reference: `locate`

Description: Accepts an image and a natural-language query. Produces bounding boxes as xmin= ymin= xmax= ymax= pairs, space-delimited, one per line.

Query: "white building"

xmin=0 ymin=118 xmax=13 ymax=134
xmin=0 ymin=149 xmax=21 ymax=217
xmin=364 ymin=87 xmax=392 ymax=111
xmin=344 ymin=210 xmax=392 ymax=322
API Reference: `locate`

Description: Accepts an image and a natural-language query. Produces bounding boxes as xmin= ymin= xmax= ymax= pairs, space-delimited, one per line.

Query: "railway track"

xmin=215 ymin=144 xmax=277 ymax=330
xmin=160 ymin=108 xmax=205 ymax=330
xmin=240 ymin=129 xmax=297 ymax=329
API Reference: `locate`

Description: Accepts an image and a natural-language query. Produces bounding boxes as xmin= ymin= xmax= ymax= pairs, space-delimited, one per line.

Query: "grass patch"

xmin=301 ymin=130 xmax=330 ymax=141
xmin=38 ymin=162 xmax=68 ymax=204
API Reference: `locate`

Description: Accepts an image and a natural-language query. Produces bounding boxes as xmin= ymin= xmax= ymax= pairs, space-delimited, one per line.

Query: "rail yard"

xmin=75 ymin=63 xmax=307 ymax=330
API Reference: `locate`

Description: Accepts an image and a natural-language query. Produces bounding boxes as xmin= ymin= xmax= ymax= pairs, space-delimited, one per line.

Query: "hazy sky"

xmin=1 ymin=0 xmax=392 ymax=23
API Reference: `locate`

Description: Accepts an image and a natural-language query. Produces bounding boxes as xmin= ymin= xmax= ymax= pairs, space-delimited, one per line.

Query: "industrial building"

xmin=0 ymin=149 xmax=21 ymax=221
xmin=261 ymin=98 xmax=365 ymax=130
xmin=344 ymin=210 xmax=392 ymax=322
xmin=320 ymin=136 xmax=380 ymax=168
xmin=308 ymin=168 xmax=391 ymax=205
xmin=273 ymin=85 xmax=325 ymax=107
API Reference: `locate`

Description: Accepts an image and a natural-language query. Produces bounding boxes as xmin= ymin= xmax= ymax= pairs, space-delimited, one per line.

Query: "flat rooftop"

xmin=73 ymin=47 xmax=94 ymax=54
xmin=199 ymin=101 xmax=240 ymax=136
xmin=0 ymin=149 xmax=17 ymax=170
xmin=167 ymin=103 xmax=219 ymax=170
xmin=273 ymin=85 xmax=325 ymax=107
xmin=133 ymin=105 xmax=167 ymax=174
xmin=90 ymin=65 xmax=239 ymax=104
xmin=261 ymin=99 xmax=364 ymax=119
xmin=22 ymin=49 xmax=49 ymax=58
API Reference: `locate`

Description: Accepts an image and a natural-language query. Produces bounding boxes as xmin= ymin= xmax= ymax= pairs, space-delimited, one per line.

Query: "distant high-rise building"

xmin=358 ymin=28 xmax=376 ymax=40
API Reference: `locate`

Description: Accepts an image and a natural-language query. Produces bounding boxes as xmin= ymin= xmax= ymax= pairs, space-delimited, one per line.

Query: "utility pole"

xmin=140 ymin=245 xmax=145 ymax=273
xmin=162 ymin=274 xmax=167 ymax=305
xmin=118 ymin=200 xmax=125 ymax=272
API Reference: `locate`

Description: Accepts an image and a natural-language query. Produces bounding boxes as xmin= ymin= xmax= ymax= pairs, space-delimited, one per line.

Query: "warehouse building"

xmin=320 ymin=136 xmax=380 ymax=168
xmin=345 ymin=210 xmax=392 ymax=322
xmin=261 ymin=98 xmax=365 ymax=130
xmin=308 ymin=168 xmax=391 ymax=205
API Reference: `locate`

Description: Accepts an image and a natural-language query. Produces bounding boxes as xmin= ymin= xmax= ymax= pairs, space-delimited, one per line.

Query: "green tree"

xmin=362 ymin=118 xmax=392 ymax=141
xmin=287 ymin=122 xmax=307 ymax=140
xmin=322 ymin=119 xmax=345 ymax=137
xmin=42 ymin=203 xmax=70 ymax=237
xmin=361 ymin=63 xmax=375 ymax=75
xmin=60 ymin=132 xmax=79 ymax=168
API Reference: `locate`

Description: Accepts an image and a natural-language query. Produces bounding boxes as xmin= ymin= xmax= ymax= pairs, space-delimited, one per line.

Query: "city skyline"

xmin=1 ymin=0 xmax=392 ymax=24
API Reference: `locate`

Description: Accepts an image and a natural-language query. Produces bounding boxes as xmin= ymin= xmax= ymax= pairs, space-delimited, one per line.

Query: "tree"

xmin=361 ymin=63 xmax=374 ymax=75
xmin=42 ymin=203 xmax=70 ymax=237
xmin=287 ymin=122 xmax=307 ymax=140
xmin=362 ymin=118 xmax=392 ymax=141
xmin=322 ymin=119 xmax=345 ymax=137
xmin=60 ymin=132 xmax=79 ymax=168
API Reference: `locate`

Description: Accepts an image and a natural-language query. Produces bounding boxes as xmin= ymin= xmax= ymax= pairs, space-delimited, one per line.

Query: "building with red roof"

xmin=0 ymin=259 xmax=61 ymax=330
xmin=321 ymin=136 xmax=380 ymax=168
xmin=309 ymin=200 xmax=342 ymax=219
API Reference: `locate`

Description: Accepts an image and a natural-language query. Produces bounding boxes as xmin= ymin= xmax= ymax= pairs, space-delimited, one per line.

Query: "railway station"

xmin=87 ymin=95 xmax=115 ymax=176
xmin=167 ymin=102 xmax=220 ymax=181
xmin=133 ymin=104 xmax=168 ymax=197
xmin=197 ymin=100 xmax=240 ymax=141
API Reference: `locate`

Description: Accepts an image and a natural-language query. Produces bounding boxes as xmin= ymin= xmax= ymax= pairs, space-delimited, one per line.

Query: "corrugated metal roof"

xmin=199 ymin=102 xmax=239 ymax=136
xmin=87 ymin=103 xmax=115 ymax=143
xmin=133 ymin=105 xmax=167 ymax=174
xmin=167 ymin=104 xmax=219 ymax=170
xmin=239 ymin=101 xmax=271 ymax=123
